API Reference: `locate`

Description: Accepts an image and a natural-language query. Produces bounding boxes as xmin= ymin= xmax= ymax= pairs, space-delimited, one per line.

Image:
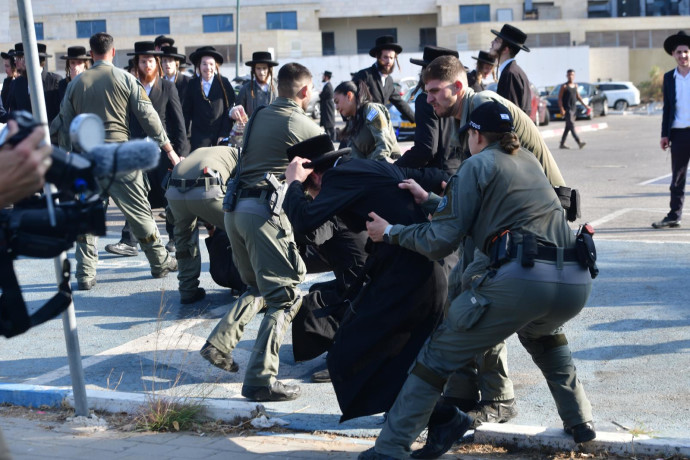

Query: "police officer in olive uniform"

xmin=362 ymin=102 xmax=595 ymax=460
xmin=166 ymin=146 xmax=238 ymax=304
xmin=52 ymin=32 xmax=178 ymax=290
xmin=200 ymin=63 xmax=323 ymax=402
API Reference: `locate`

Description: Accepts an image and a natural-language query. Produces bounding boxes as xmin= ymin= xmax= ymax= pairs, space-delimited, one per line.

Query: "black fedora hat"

xmin=472 ymin=50 xmax=496 ymax=66
xmin=60 ymin=46 xmax=90 ymax=61
xmin=323 ymin=70 xmax=332 ymax=78
xmin=286 ymin=134 xmax=351 ymax=171
xmin=369 ymin=35 xmax=402 ymax=57
xmin=154 ymin=35 xmax=175 ymax=48
xmin=127 ymin=41 xmax=163 ymax=56
xmin=160 ymin=45 xmax=188 ymax=63
xmin=1 ymin=49 xmax=15 ymax=60
xmin=245 ymin=51 xmax=278 ymax=67
xmin=664 ymin=30 xmax=690 ymax=55
xmin=410 ymin=45 xmax=459 ymax=67
xmin=491 ymin=24 xmax=530 ymax=53
xmin=14 ymin=42 xmax=52 ymax=58
xmin=189 ymin=46 xmax=224 ymax=66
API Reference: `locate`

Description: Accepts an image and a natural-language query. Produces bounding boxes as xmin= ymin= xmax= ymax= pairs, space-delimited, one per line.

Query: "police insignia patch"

xmin=366 ymin=107 xmax=379 ymax=122
xmin=436 ymin=196 xmax=448 ymax=212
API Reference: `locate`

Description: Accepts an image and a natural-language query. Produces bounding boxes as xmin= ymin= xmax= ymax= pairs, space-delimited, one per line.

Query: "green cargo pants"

xmin=207 ymin=197 xmax=305 ymax=387
xmin=75 ymin=170 xmax=171 ymax=281
xmin=374 ymin=260 xmax=593 ymax=459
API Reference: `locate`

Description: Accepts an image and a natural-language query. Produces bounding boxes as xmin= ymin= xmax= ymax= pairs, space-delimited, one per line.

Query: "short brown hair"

xmin=90 ymin=33 xmax=114 ymax=55
xmin=422 ymin=55 xmax=467 ymax=86
xmin=277 ymin=62 xmax=312 ymax=98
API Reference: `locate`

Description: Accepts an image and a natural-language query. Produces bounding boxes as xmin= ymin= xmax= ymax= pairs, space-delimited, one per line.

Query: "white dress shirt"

xmin=202 ymin=75 xmax=215 ymax=97
xmin=673 ymin=68 xmax=690 ymax=129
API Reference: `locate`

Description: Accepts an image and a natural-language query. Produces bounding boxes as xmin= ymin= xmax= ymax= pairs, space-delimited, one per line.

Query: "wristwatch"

xmin=383 ymin=224 xmax=393 ymax=244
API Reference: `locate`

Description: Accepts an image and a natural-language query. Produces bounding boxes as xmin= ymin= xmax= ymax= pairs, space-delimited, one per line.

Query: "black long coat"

xmin=319 ymin=81 xmax=336 ymax=129
xmin=1 ymin=77 xmax=14 ymax=108
xmin=353 ymin=64 xmax=415 ymax=122
xmin=130 ymin=78 xmax=188 ymax=208
xmin=497 ymin=60 xmax=531 ymax=115
xmin=7 ymin=69 xmax=61 ymax=123
xmin=394 ymin=91 xmax=462 ymax=177
xmin=183 ymin=75 xmax=235 ymax=151
xmin=284 ymin=158 xmax=448 ymax=421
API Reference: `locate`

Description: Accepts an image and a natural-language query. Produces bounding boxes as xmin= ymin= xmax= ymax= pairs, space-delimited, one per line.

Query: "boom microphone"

xmin=84 ymin=140 xmax=161 ymax=178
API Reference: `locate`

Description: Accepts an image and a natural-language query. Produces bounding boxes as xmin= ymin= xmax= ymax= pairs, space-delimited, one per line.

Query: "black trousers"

xmin=668 ymin=128 xmax=690 ymax=220
xmin=560 ymin=110 xmax=580 ymax=145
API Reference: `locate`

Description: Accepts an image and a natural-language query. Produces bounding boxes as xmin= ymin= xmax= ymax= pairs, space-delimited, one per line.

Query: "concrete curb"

xmin=540 ymin=122 xmax=608 ymax=139
xmin=475 ymin=423 xmax=690 ymax=458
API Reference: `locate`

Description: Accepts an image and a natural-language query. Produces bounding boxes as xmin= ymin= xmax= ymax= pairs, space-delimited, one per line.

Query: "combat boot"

xmin=241 ymin=381 xmax=300 ymax=402
xmin=466 ymin=398 xmax=517 ymax=428
xmin=564 ymin=421 xmax=596 ymax=443
xmin=200 ymin=342 xmax=239 ymax=372
xmin=410 ymin=405 xmax=474 ymax=459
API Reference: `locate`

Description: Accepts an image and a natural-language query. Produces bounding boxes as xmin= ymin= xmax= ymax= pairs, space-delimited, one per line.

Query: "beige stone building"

xmin=1 ymin=0 xmax=688 ymax=84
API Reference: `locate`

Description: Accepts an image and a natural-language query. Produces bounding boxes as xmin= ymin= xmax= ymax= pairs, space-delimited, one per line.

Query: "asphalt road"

xmin=1 ymin=113 xmax=688 ymax=440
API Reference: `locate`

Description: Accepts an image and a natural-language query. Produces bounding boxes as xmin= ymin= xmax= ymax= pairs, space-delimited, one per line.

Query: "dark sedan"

xmin=545 ymin=83 xmax=608 ymax=121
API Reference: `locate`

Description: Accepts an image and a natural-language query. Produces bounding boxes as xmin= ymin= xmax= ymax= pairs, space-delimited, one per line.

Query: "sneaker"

xmin=152 ymin=256 xmax=178 ymax=279
xmin=578 ymin=141 xmax=587 ymax=149
xmin=466 ymin=398 xmax=517 ymax=428
xmin=199 ymin=342 xmax=239 ymax=372
xmin=77 ymin=278 xmax=96 ymax=291
xmin=181 ymin=287 xmax=206 ymax=305
xmin=105 ymin=241 xmax=138 ymax=257
xmin=652 ymin=217 xmax=681 ymax=229
xmin=559 ymin=144 xmax=570 ymax=149
xmin=165 ymin=240 xmax=176 ymax=253
xmin=564 ymin=421 xmax=596 ymax=443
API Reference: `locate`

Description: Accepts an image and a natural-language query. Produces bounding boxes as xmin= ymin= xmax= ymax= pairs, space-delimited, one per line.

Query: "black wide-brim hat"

xmin=127 ymin=41 xmax=163 ymax=56
xmin=60 ymin=46 xmax=90 ymax=60
xmin=245 ymin=51 xmax=278 ymax=67
xmin=324 ymin=70 xmax=332 ymax=78
xmin=14 ymin=42 xmax=52 ymax=58
xmin=160 ymin=45 xmax=188 ymax=63
xmin=286 ymin=134 xmax=351 ymax=171
xmin=154 ymin=35 xmax=175 ymax=48
xmin=410 ymin=45 xmax=459 ymax=67
xmin=190 ymin=46 xmax=224 ymax=66
xmin=664 ymin=30 xmax=690 ymax=55
xmin=491 ymin=24 xmax=530 ymax=52
xmin=472 ymin=50 xmax=496 ymax=66
xmin=369 ymin=35 xmax=403 ymax=57
xmin=1 ymin=49 xmax=15 ymax=60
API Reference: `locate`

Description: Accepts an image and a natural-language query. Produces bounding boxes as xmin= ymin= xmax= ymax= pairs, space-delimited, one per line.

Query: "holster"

xmin=223 ymin=177 xmax=240 ymax=212
xmin=575 ymin=224 xmax=599 ymax=279
xmin=554 ymin=186 xmax=581 ymax=222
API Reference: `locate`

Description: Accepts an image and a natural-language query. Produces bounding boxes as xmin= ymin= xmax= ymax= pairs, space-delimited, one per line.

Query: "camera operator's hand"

xmin=0 ymin=120 xmax=52 ymax=207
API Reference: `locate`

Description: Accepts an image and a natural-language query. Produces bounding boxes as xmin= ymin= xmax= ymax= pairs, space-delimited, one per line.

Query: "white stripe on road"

xmin=638 ymin=173 xmax=671 ymax=185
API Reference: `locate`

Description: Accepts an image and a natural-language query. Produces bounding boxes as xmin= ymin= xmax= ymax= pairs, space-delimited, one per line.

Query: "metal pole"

xmin=235 ymin=0 xmax=240 ymax=79
xmin=16 ymin=0 xmax=89 ymax=417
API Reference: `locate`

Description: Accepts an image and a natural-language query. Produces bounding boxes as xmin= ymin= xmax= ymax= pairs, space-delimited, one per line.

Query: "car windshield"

xmin=550 ymin=83 xmax=590 ymax=98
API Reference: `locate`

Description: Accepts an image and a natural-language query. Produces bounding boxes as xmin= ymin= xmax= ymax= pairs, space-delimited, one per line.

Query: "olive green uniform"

xmin=349 ymin=102 xmax=401 ymax=161
xmin=206 ymin=97 xmax=323 ymax=387
xmin=52 ymin=60 xmax=174 ymax=282
xmin=165 ymin=146 xmax=238 ymax=300
xmin=443 ymin=89 xmax=568 ymax=404
xmin=374 ymin=144 xmax=592 ymax=458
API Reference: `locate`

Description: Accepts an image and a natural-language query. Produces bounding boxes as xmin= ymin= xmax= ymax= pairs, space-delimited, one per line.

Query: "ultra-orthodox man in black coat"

xmin=319 ymin=79 xmax=336 ymax=130
xmin=183 ymin=74 xmax=235 ymax=151
xmin=283 ymin=157 xmax=448 ymax=421
xmin=8 ymin=68 xmax=61 ymax=123
xmin=497 ymin=60 xmax=531 ymax=116
xmin=352 ymin=64 xmax=415 ymax=123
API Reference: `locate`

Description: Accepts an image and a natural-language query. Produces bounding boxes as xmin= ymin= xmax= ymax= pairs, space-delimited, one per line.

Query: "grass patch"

xmin=134 ymin=396 xmax=205 ymax=432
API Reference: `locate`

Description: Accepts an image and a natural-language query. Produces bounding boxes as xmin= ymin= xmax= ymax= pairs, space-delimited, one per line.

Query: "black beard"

xmin=377 ymin=61 xmax=393 ymax=75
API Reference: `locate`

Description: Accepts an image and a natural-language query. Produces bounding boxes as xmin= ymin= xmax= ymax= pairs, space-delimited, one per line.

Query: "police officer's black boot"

xmin=410 ymin=405 xmax=474 ymax=459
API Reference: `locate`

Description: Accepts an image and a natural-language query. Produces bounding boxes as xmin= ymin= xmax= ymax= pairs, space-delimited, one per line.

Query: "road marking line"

xmin=588 ymin=209 xmax=633 ymax=227
xmin=639 ymin=173 xmax=671 ymax=185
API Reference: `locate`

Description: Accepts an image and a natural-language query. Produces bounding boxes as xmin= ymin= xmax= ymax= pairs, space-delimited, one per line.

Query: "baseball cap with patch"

xmin=459 ymin=101 xmax=513 ymax=134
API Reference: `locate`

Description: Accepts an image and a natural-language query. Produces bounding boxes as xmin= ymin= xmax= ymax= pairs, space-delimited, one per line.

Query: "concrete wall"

xmin=629 ymin=48 xmax=675 ymax=86
xmin=590 ymin=47 xmax=630 ymax=83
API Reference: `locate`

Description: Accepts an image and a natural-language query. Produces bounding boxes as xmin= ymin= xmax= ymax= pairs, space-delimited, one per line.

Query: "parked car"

xmin=387 ymin=86 xmax=419 ymax=141
xmin=306 ymin=88 xmax=321 ymax=119
xmin=485 ymin=82 xmax=548 ymax=126
xmin=597 ymin=81 xmax=640 ymax=111
xmin=545 ymin=82 xmax=608 ymax=121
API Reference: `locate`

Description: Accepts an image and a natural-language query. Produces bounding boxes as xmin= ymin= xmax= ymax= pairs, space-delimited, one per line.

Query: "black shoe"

xmin=559 ymin=144 xmax=570 ymax=149
xmin=311 ymin=368 xmax=331 ymax=383
xmin=77 ymin=278 xmax=96 ymax=291
xmin=652 ymin=217 xmax=681 ymax=229
xmin=466 ymin=399 xmax=517 ymax=428
xmin=199 ymin=342 xmax=239 ymax=372
xmin=410 ymin=406 xmax=473 ymax=459
xmin=152 ymin=257 xmax=178 ymax=278
xmin=578 ymin=141 xmax=587 ymax=149
xmin=564 ymin=421 xmax=596 ymax=443
xmin=181 ymin=287 xmax=206 ymax=305
xmin=105 ymin=241 xmax=138 ymax=257
xmin=241 ymin=381 xmax=301 ymax=402
xmin=358 ymin=447 xmax=401 ymax=460
xmin=439 ymin=396 xmax=479 ymax=413
xmin=165 ymin=240 xmax=176 ymax=253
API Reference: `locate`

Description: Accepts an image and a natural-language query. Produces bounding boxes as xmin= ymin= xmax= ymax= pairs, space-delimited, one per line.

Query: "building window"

xmin=525 ymin=32 xmax=570 ymax=48
xmin=496 ymin=8 xmax=514 ymax=21
xmin=419 ymin=28 xmax=437 ymax=50
xmin=203 ymin=14 xmax=233 ymax=33
xmin=356 ymin=28 xmax=396 ymax=54
xmin=140 ymin=17 xmax=170 ymax=36
xmin=76 ymin=20 xmax=106 ymax=39
xmin=460 ymin=5 xmax=490 ymax=23
xmin=34 ymin=22 xmax=44 ymax=40
xmin=322 ymin=32 xmax=335 ymax=56
xmin=266 ymin=11 xmax=297 ymax=30
xmin=645 ymin=0 xmax=680 ymax=16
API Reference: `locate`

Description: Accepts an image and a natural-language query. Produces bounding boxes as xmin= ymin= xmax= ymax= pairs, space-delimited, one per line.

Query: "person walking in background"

xmin=57 ymin=46 xmax=91 ymax=104
xmin=653 ymin=30 xmax=690 ymax=229
xmin=490 ymin=24 xmax=532 ymax=115
xmin=558 ymin=69 xmax=589 ymax=150
xmin=319 ymin=70 xmax=336 ymax=141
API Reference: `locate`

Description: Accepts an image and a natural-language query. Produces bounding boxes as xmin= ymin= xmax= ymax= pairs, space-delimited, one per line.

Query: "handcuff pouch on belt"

xmin=489 ymin=230 xmax=538 ymax=269
xmin=575 ymin=223 xmax=599 ymax=279
xmin=554 ymin=186 xmax=581 ymax=222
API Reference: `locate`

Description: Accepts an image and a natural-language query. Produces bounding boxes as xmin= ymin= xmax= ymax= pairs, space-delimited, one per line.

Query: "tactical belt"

xmin=168 ymin=177 xmax=222 ymax=188
xmin=239 ymin=188 xmax=271 ymax=200
xmin=508 ymin=244 xmax=579 ymax=263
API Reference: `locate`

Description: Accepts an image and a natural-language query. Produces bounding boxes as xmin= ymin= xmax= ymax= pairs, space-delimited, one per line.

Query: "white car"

xmin=597 ymin=81 xmax=640 ymax=111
